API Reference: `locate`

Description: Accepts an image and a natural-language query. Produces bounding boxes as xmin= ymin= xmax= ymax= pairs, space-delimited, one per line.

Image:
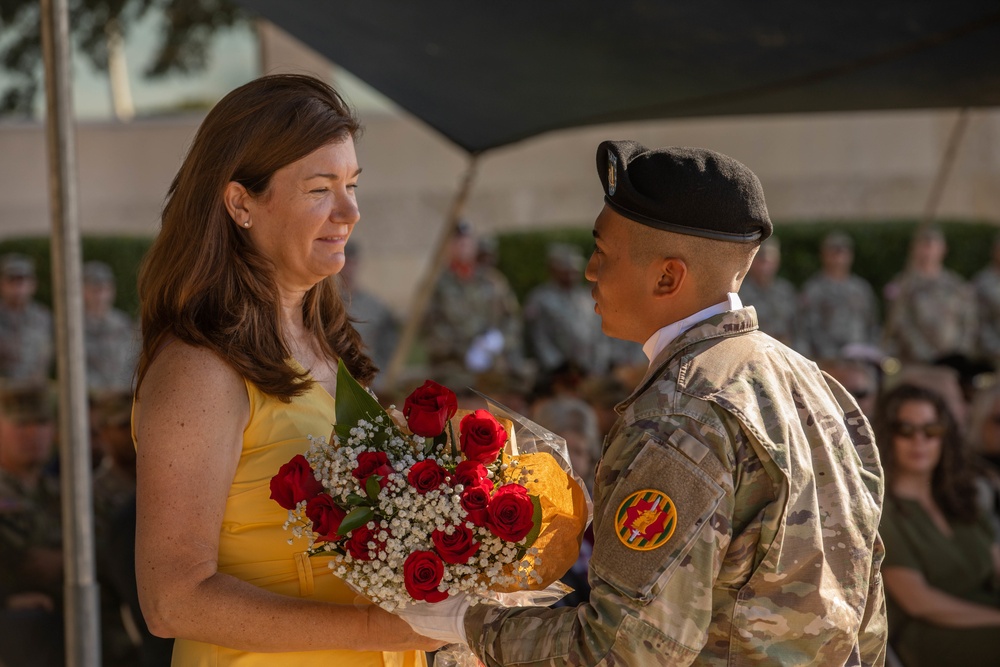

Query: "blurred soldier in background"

xmin=340 ymin=244 xmax=400 ymax=387
xmin=0 ymin=381 xmax=63 ymax=667
xmin=83 ymin=261 xmax=138 ymax=392
xmin=422 ymin=222 xmax=524 ymax=386
xmin=738 ymin=237 xmax=797 ymax=346
xmin=973 ymin=233 xmax=1000 ymax=370
xmin=524 ymin=243 xmax=608 ymax=376
xmin=883 ymin=226 xmax=977 ymax=364
xmin=0 ymin=254 xmax=53 ymax=381
xmin=798 ymin=232 xmax=880 ymax=360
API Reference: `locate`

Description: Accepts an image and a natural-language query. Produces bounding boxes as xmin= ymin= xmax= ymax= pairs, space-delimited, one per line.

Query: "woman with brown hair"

xmin=132 ymin=74 xmax=440 ymax=666
xmin=875 ymin=383 xmax=1000 ymax=666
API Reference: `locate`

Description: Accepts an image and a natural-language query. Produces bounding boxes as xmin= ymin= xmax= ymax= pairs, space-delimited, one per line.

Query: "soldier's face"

xmin=891 ymin=399 xmax=943 ymax=477
xmin=586 ymin=207 xmax=658 ymax=343
xmin=0 ymin=275 xmax=35 ymax=308
xmin=0 ymin=417 xmax=55 ymax=473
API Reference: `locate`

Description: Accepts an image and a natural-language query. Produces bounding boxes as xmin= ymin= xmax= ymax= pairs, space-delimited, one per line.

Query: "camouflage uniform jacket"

xmin=523 ymin=282 xmax=608 ymax=375
xmin=466 ymin=307 xmax=887 ymax=666
xmin=0 ymin=468 xmax=62 ymax=599
xmin=973 ymin=267 xmax=1000 ymax=366
xmin=883 ymin=270 xmax=977 ymax=363
xmin=797 ymin=273 xmax=880 ymax=360
xmin=423 ymin=266 xmax=524 ymax=373
xmin=738 ymin=277 xmax=798 ymax=347
xmin=85 ymin=308 xmax=138 ymax=392
xmin=0 ymin=301 xmax=53 ymax=380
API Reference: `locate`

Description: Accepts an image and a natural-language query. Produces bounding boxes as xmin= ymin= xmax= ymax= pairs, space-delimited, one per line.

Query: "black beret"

xmin=596 ymin=140 xmax=772 ymax=243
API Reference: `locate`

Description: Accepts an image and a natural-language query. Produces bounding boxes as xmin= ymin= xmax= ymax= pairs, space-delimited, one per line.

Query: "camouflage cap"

xmin=822 ymin=231 xmax=854 ymax=251
xmin=82 ymin=260 xmax=115 ymax=285
xmin=0 ymin=382 xmax=54 ymax=424
xmin=547 ymin=243 xmax=584 ymax=271
xmin=0 ymin=253 xmax=35 ymax=279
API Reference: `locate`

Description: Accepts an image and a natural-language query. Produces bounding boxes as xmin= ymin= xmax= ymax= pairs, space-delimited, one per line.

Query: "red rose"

xmin=459 ymin=485 xmax=491 ymax=527
xmin=407 ymin=459 xmax=449 ymax=494
xmin=345 ymin=524 xmax=384 ymax=561
xmin=486 ymin=484 xmax=536 ymax=542
xmin=459 ymin=410 xmax=508 ymax=465
xmin=305 ymin=494 xmax=347 ymax=542
xmin=269 ymin=454 xmax=324 ymax=510
xmin=352 ymin=451 xmax=393 ymax=490
xmin=452 ymin=461 xmax=493 ymax=492
xmin=403 ymin=380 xmax=458 ymax=438
xmin=403 ymin=550 xmax=448 ymax=603
xmin=432 ymin=525 xmax=480 ymax=565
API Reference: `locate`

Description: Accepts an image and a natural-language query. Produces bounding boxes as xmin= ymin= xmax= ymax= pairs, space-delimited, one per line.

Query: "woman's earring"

xmin=243 ymin=221 xmax=251 ymax=228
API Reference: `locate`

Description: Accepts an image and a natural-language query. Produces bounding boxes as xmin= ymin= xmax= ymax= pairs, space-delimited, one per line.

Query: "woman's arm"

xmin=882 ymin=566 xmax=1000 ymax=628
xmin=135 ymin=342 xmax=440 ymax=653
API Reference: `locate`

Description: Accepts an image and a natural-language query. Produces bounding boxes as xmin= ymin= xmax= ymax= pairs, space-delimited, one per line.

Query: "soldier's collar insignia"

xmin=615 ymin=489 xmax=676 ymax=551
xmin=607 ymin=153 xmax=617 ymax=196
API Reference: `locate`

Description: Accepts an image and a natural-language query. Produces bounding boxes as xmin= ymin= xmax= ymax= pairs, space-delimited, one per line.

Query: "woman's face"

xmin=892 ymin=399 xmax=944 ymax=477
xmin=246 ymin=137 xmax=360 ymax=293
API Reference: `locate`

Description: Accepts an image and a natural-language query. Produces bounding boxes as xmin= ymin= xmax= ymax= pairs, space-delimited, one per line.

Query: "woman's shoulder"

xmin=141 ymin=339 xmax=247 ymax=403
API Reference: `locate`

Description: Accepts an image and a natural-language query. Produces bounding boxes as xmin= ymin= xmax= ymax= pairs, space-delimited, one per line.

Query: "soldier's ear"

xmin=652 ymin=258 xmax=686 ymax=298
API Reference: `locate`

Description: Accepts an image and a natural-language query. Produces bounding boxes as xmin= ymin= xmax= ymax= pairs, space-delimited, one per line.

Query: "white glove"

xmin=465 ymin=329 xmax=505 ymax=372
xmin=395 ymin=593 xmax=471 ymax=644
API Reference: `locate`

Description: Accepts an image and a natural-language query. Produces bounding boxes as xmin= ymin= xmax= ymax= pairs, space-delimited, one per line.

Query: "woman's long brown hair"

xmin=136 ymin=74 xmax=376 ymax=399
xmin=874 ymin=383 xmax=979 ymax=522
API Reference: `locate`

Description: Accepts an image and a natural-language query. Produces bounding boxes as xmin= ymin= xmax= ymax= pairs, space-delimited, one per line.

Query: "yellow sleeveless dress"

xmin=168 ymin=373 xmax=427 ymax=667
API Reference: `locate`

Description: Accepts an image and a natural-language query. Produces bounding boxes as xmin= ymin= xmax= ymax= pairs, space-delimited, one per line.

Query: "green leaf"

xmin=423 ymin=437 xmax=436 ymax=456
xmin=521 ymin=495 xmax=544 ymax=549
xmin=345 ymin=493 xmax=368 ymax=506
xmin=337 ymin=506 xmax=374 ymax=536
xmin=366 ymin=475 xmax=382 ymax=500
xmin=333 ymin=423 xmax=354 ymax=445
xmin=335 ymin=359 xmax=398 ymax=447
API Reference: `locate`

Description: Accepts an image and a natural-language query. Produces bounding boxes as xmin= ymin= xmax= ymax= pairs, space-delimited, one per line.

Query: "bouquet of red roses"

xmin=270 ymin=361 xmax=589 ymax=611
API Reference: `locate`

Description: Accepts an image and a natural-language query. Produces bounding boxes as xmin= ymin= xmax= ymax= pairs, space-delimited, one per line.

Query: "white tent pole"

xmin=40 ymin=0 xmax=101 ymax=665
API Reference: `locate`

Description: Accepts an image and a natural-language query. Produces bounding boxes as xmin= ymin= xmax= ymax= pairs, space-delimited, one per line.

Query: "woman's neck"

xmin=893 ymin=471 xmax=934 ymax=503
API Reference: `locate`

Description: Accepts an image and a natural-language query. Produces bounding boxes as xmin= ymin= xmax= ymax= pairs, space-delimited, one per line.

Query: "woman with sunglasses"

xmin=875 ymin=383 xmax=1000 ymax=666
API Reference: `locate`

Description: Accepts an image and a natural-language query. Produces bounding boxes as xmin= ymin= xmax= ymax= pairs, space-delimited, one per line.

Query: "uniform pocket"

xmin=590 ymin=433 xmax=724 ymax=602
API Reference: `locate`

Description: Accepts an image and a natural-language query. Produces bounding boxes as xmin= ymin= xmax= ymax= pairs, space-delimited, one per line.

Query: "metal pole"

xmin=383 ymin=156 xmax=480 ymax=390
xmin=40 ymin=0 xmax=102 ymax=665
xmin=919 ymin=108 xmax=970 ymax=229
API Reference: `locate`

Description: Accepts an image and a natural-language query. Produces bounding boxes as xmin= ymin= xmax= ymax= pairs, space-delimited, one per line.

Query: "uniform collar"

xmin=620 ymin=305 xmax=759 ymax=414
xmin=641 ymin=293 xmax=742 ymax=364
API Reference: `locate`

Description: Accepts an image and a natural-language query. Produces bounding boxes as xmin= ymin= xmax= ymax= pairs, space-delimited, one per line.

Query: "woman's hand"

xmin=367 ymin=605 xmax=449 ymax=652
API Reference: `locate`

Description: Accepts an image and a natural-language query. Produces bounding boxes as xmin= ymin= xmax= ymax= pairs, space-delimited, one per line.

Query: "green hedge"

xmin=0 ymin=236 xmax=154 ymax=317
xmin=496 ymin=220 xmax=1000 ymax=305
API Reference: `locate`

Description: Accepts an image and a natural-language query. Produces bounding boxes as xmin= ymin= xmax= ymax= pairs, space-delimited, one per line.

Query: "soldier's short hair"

xmin=83 ymin=261 xmax=115 ymax=286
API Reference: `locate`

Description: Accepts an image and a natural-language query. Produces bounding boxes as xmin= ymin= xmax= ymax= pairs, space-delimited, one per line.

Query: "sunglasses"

xmin=892 ymin=421 xmax=945 ymax=439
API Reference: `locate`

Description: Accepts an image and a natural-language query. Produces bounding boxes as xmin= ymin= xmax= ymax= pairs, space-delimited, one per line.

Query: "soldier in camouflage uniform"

xmin=973 ymin=234 xmax=1000 ymax=369
xmin=524 ymin=243 xmax=610 ymax=376
xmin=422 ymin=224 xmax=524 ymax=385
xmin=738 ymin=238 xmax=798 ymax=347
xmin=83 ymin=261 xmax=139 ymax=392
xmin=0 ymin=254 xmax=53 ymax=381
xmin=398 ymin=142 xmax=887 ymax=666
xmin=0 ymin=381 xmax=64 ymax=667
xmin=798 ymin=232 xmax=880 ymax=360
xmin=883 ymin=226 xmax=977 ymax=364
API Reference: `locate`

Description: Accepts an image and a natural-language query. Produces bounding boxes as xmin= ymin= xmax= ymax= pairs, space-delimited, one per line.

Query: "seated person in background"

xmin=0 ymin=382 xmax=63 ymax=667
xmin=874 ymin=383 xmax=1000 ymax=667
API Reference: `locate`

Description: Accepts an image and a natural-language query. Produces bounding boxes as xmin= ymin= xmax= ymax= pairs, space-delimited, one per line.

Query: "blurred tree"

xmin=0 ymin=0 xmax=244 ymax=114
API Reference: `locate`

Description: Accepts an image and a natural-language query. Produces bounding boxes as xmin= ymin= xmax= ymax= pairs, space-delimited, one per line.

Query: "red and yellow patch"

xmin=614 ymin=489 xmax=677 ymax=551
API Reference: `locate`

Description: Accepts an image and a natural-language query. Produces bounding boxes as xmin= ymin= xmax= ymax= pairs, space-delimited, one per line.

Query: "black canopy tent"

xmin=42 ymin=3 xmax=1000 ymax=664
xmin=237 ymin=1 xmax=1000 ymax=153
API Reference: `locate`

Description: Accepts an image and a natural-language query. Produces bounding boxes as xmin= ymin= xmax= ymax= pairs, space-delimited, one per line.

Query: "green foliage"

xmin=0 ymin=235 xmax=152 ymax=316
xmin=0 ymin=0 xmax=244 ymax=115
xmin=495 ymin=220 xmax=1000 ymax=305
